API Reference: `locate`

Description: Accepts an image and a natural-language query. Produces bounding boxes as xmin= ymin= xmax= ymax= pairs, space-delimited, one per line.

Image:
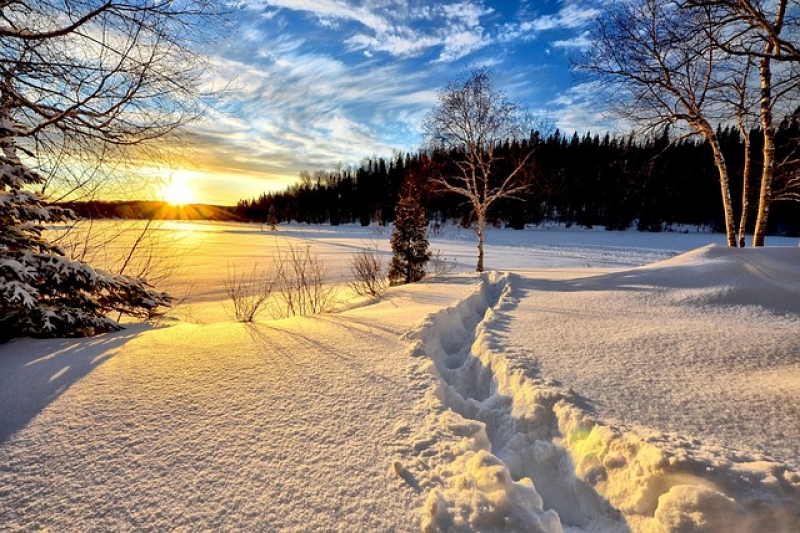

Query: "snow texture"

xmin=398 ymin=261 xmax=799 ymax=532
xmin=1 ymin=222 xmax=799 ymax=532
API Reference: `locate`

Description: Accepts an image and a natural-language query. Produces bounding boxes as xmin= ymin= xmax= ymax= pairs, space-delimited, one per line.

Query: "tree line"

xmin=234 ymin=120 xmax=800 ymax=237
xmin=579 ymin=0 xmax=800 ymax=246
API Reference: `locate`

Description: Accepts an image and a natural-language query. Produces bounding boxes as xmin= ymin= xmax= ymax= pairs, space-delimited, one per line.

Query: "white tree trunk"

xmin=476 ymin=210 xmax=485 ymax=272
xmin=753 ymin=52 xmax=776 ymax=247
xmin=698 ymin=122 xmax=737 ymax=247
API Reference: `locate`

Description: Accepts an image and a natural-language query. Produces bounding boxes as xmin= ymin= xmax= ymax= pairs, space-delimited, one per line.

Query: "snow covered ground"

xmin=1 ymin=222 xmax=798 ymax=532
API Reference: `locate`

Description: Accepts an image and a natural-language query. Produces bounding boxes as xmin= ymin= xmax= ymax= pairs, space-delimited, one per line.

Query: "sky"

xmin=174 ymin=0 xmax=612 ymax=206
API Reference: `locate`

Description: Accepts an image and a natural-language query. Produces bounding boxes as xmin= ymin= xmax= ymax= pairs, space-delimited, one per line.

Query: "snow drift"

xmin=400 ymin=247 xmax=800 ymax=532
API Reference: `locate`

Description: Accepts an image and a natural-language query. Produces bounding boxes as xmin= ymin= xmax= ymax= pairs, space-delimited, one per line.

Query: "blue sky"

xmin=176 ymin=0 xmax=612 ymax=205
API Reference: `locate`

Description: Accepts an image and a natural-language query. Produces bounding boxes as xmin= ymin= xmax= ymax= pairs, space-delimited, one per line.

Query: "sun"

xmin=162 ymin=179 xmax=196 ymax=206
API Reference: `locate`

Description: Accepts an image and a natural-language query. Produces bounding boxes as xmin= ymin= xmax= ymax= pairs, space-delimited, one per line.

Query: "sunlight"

xmin=162 ymin=178 xmax=196 ymax=206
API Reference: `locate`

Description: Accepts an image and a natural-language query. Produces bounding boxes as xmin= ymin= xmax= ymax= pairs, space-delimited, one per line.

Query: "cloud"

xmin=440 ymin=2 xmax=494 ymax=28
xmin=546 ymin=81 xmax=623 ymax=134
xmin=251 ymin=0 xmax=494 ymax=62
xmin=256 ymin=0 xmax=393 ymax=34
xmin=499 ymin=2 xmax=600 ymax=42
xmin=530 ymin=3 xmax=601 ymax=31
xmin=552 ymin=30 xmax=593 ymax=50
xmin=346 ymin=30 xmax=441 ymax=58
xmin=436 ymin=25 xmax=491 ymax=63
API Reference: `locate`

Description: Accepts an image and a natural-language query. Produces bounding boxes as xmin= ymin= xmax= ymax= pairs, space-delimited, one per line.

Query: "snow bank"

xmin=400 ymin=266 xmax=800 ymax=532
xmin=635 ymin=244 xmax=800 ymax=313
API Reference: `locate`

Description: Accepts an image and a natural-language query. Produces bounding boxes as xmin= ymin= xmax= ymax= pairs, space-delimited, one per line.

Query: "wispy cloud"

xmin=251 ymin=0 xmax=494 ymax=62
xmin=499 ymin=1 xmax=600 ymax=42
xmin=529 ymin=3 xmax=600 ymax=31
xmin=552 ymin=30 xmax=593 ymax=50
xmin=255 ymin=0 xmax=394 ymax=33
xmin=190 ymin=42 xmax=439 ymax=196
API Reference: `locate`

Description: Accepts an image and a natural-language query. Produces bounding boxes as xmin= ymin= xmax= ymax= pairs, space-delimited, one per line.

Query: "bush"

xmin=429 ymin=250 xmax=458 ymax=276
xmin=223 ymin=263 xmax=275 ymax=322
xmin=271 ymin=240 xmax=338 ymax=318
xmin=349 ymin=244 xmax=387 ymax=297
xmin=222 ymin=240 xmax=338 ymax=322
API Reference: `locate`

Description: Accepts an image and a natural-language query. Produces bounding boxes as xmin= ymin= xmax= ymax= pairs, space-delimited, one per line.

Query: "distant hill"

xmin=61 ymin=200 xmax=241 ymax=221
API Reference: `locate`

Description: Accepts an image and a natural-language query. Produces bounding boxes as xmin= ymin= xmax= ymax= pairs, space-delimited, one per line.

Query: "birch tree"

xmin=423 ymin=68 xmax=533 ymax=272
xmin=579 ymin=0 xmax=743 ymax=246
xmin=686 ymin=0 xmax=800 ymax=245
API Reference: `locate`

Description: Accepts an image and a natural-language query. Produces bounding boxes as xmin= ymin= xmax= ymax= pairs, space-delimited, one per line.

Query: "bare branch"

xmin=423 ymin=67 xmax=535 ymax=271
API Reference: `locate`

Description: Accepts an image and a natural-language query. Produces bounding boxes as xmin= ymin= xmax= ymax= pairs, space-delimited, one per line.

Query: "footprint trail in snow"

xmin=396 ymin=271 xmax=800 ymax=533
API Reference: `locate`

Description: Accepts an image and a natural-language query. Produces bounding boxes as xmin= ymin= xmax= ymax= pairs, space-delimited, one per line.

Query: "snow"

xmin=1 ymin=221 xmax=799 ymax=532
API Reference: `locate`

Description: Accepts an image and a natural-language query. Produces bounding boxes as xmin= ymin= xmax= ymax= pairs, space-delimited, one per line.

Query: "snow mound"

xmin=599 ymin=244 xmax=800 ymax=313
xmin=400 ymin=270 xmax=800 ymax=532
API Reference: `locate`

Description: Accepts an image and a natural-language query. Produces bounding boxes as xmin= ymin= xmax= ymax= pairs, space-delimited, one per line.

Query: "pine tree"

xmin=0 ymin=119 xmax=172 ymax=342
xmin=388 ymin=179 xmax=431 ymax=285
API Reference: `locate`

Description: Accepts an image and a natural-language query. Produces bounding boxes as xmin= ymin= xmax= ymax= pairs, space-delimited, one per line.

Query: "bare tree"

xmin=1 ymin=0 xmax=225 ymax=198
xmin=423 ymin=67 xmax=534 ymax=272
xmin=579 ymin=0 xmax=745 ymax=246
xmin=685 ymin=0 xmax=800 ymax=245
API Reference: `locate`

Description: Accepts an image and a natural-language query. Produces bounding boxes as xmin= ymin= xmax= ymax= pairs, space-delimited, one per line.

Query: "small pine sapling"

xmin=388 ymin=178 xmax=431 ymax=285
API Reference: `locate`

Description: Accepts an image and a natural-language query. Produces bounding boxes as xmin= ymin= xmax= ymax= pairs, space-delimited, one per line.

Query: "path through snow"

xmin=396 ymin=248 xmax=800 ymax=532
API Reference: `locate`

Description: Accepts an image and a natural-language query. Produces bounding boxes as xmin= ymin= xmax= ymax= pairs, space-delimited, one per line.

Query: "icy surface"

xmin=1 ymin=222 xmax=799 ymax=532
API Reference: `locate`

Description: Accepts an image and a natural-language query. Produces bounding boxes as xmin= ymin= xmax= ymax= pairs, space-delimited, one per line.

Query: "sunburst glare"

xmin=162 ymin=178 xmax=195 ymax=206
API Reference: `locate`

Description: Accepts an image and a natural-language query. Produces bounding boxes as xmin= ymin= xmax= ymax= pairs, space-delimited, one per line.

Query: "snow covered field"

xmin=1 ymin=222 xmax=798 ymax=532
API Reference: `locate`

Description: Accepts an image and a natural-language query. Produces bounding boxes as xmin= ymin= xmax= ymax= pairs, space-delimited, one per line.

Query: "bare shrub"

xmin=349 ymin=244 xmax=387 ymax=297
xmin=51 ymin=219 xmax=190 ymax=322
xmin=54 ymin=219 xmax=185 ymax=288
xmin=271 ymin=240 xmax=338 ymax=318
xmin=430 ymin=249 xmax=458 ymax=276
xmin=224 ymin=263 xmax=276 ymax=322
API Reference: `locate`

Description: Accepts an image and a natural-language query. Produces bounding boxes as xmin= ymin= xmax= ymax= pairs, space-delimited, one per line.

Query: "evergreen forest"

xmin=235 ymin=121 xmax=800 ymax=237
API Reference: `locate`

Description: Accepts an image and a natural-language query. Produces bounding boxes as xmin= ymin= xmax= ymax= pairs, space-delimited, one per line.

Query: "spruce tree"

xmin=389 ymin=179 xmax=430 ymax=285
xmin=0 ymin=120 xmax=171 ymax=342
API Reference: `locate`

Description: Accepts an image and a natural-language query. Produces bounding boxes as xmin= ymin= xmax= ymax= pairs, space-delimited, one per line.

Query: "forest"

xmin=234 ymin=118 xmax=800 ymax=237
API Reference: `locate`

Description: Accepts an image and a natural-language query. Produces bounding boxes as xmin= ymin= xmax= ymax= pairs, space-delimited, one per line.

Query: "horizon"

xmin=147 ymin=1 xmax=615 ymax=206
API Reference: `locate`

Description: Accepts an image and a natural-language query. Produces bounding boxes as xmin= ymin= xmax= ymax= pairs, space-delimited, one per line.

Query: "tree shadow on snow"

xmin=0 ymin=327 xmax=146 ymax=444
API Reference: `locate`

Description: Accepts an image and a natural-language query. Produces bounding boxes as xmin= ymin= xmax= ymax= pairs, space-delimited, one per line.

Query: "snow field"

xmin=397 ymin=262 xmax=800 ymax=532
xmin=0 ymin=279 xmax=476 ymax=532
xmin=3 ymin=222 xmax=799 ymax=531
